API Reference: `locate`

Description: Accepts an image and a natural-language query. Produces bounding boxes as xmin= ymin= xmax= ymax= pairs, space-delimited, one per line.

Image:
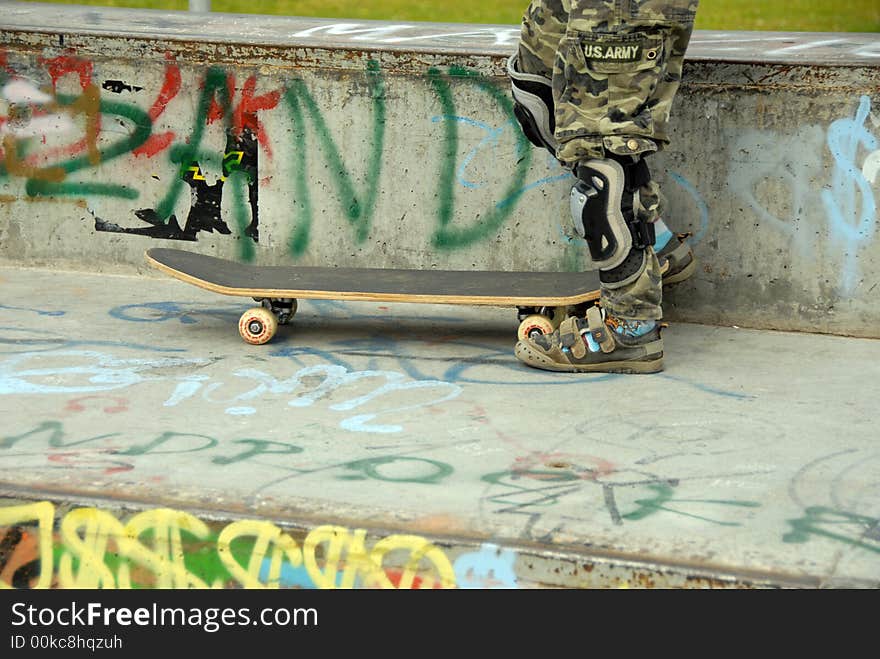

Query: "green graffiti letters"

xmin=284 ymin=60 xmax=387 ymax=257
xmin=211 ymin=439 xmax=304 ymax=466
xmin=620 ymin=483 xmax=761 ymax=527
xmin=428 ymin=66 xmax=532 ymax=250
xmin=339 ymin=457 xmax=454 ymax=484
xmin=3 ymin=56 xmax=541 ymax=260
xmin=784 ymin=506 xmax=880 ymax=554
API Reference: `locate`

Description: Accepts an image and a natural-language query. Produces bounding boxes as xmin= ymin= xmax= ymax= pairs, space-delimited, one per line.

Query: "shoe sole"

xmin=661 ymin=257 xmax=697 ymax=287
xmin=515 ymin=341 xmax=664 ymax=374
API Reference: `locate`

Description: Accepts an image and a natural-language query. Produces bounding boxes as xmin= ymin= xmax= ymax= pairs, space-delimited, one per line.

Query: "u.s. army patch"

xmin=583 ymin=42 xmax=643 ymax=62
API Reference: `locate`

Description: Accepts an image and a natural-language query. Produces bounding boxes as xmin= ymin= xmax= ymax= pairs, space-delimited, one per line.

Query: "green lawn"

xmin=14 ymin=0 xmax=880 ymax=32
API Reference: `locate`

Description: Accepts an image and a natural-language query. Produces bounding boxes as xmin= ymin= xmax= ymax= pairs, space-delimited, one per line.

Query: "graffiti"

xmin=0 ymin=303 xmax=65 ymax=317
xmin=287 ymin=22 xmax=880 ymax=61
xmin=428 ymin=66 xmax=532 ymax=249
xmin=453 ymin=543 xmax=518 ymax=589
xmin=821 ymin=96 xmax=878 ymax=292
xmin=688 ymin=33 xmax=880 ymax=60
xmin=728 ymin=95 xmax=879 ymax=294
xmin=2 ymin=50 xmax=536 ymax=261
xmin=163 ymin=364 xmax=462 ymax=433
xmin=1 ymin=56 xmax=152 ymax=199
xmin=290 ymin=22 xmax=520 ymax=48
xmin=482 ymin=467 xmax=760 ymax=528
xmin=783 ymin=507 xmax=880 ymax=555
xmin=109 ymin=300 xmax=241 ymax=324
xmin=98 ymin=68 xmax=278 ymax=259
xmin=132 ymin=56 xmax=182 ymax=159
xmin=0 ymin=350 xmax=210 ymax=395
xmin=62 ymin=395 xmax=129 ymax=415
xmin=339 ymin=456 xmax=454 ymax=484
xmin=0 ymin=501 xmax=462 ymax=589
xmin=668 ymin=171 xmax=710 ymax=244
xmin=0 ymin=349 xmax=462 ymax=433
xmin=284 ymin=60 xmax=386 ymax=256
xmin=0 ymin=329 xmax=187 ymax=355
xmin=0 ymin=421 xmax=457 ymax=481
xmin=619 ymin=483 xmax=761 ymax=527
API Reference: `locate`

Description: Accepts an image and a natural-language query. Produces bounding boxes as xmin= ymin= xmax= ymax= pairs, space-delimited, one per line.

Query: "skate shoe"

xmin=515 ymin=306 xmax=664 ymax=374
xmin=657 ymin=232 xmax=696 ymax=286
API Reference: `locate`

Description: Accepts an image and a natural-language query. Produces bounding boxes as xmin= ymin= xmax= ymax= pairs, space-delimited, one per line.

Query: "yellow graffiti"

xmin=0 ymin=502 xmax=55 ymax=589
xmin=58 ymin=508 xmax=124 ymax=588
xmin=121 ymin=508 xmax=214 ymax=589
xmin=1 ymin=502 xmax=457 ymax=589
xmin=217 ymin=520 xmax=301 ymax=589
xmin=370 ymin=533 xmax=456 ymax=589
xmin=57 ymin=507 xmax=215 ymax=588
xmin=2 ymin=84 xmax=102 ymax=181
xmin=186 ymin=165 xmax=206 ymax=181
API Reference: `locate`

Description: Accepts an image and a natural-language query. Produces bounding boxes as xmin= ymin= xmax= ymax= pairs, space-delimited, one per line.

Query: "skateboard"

xmin=145 ymin=248 xmax=606 ymax=345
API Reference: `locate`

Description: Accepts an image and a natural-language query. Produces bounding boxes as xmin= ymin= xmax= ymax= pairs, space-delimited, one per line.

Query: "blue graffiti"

xmin=0 ymin=304 xmax=65 ymax=317
xmin=432 ymin=114 xmax=506 ymax=190
xmin=453 ymin=543 xmax=518 ymax=589
xmin=258 ymin=559 xmax=327 ymax=589
xmin=500 ymin=151 xmax=572 ymax=210
xmin=669 ymin=171 xmax=710 ymax=244
xmin=110 ymin=301 xmax=242 ymax=324
xmin=821 ymin=95 xmax=878 ymax=293
xmin=0 ymin=350 xmax=208 ymax=395
xmin=0 ymin=327 xmax=185 ymax=354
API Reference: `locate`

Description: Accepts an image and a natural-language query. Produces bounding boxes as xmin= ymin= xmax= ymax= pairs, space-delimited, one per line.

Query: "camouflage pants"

xmin=517 ymin=0 xmax=698 ymax=320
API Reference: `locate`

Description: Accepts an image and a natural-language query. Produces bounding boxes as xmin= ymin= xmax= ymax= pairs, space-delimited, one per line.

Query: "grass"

xmin=12 ymin=0 xmax=880 ymax=32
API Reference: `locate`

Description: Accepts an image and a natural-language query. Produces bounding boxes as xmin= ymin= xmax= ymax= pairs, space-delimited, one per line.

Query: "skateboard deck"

xmin=146 ymin=248 xmax=604 ymax=344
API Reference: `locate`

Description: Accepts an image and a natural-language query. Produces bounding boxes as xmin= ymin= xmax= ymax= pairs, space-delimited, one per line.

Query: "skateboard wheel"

xmin=517 ymin=315 xmax=555 ymax=342
xmin=239 ymin=307 xmax=278 ymax=345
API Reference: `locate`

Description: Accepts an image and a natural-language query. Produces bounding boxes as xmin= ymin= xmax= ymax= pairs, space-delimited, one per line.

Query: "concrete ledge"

xmin=1 ymin=2 xmax=879 ymax=339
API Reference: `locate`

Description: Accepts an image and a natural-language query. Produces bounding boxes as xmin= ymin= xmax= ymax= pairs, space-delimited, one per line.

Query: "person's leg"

xmin=514 ymin=0 xmax=699 ymax=373
xmin=508 ymin=0 xmax=568 ymax=155
xmin=511 ymin=1 xmax=697 ymax=288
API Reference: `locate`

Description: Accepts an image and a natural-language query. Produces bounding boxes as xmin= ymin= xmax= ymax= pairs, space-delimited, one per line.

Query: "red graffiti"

xmin=63 ymin=395 xmax=130 ymax=414
xmin=148 ymin=55 xmax=183 ymax=122
xmin=0 ymin=48 xmax=13 ymax=75
xmin=133 ymin=56 xmax=182 ymax=158
xmin=47 ymin=452 xmax=134 ymax=475
xmin=205 ymin=73 xmax=280 ymax=158
xmin=205 ymin=75 xmax=229 ymax=125
xmin=22 ymin=55 xmax=101 ymax=166
xmin=384 ymin=568 xmax=443 ymax=589
xmin=23 ymin=131 xmax=93 ymax=166
xmin=133 ymin=131 xmax=175 ymax=159
xmin=235 ymin=75 xmax=280 ymax=157
xmin=40 ymin=54 xmax=93 ymax=90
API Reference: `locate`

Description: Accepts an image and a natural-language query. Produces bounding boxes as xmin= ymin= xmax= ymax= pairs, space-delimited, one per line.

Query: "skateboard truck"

xmin=257 ymin=298 xmax=297 ymax=325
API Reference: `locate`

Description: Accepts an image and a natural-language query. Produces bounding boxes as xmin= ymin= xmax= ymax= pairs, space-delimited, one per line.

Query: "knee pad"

xmin=570 ymin=156 xmax=656 ymax=288
xmin=507 ymin=53 xmax=557 ymax=154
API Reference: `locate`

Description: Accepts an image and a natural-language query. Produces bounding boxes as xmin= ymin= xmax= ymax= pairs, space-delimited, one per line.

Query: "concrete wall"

xmin=1 ymin=3 xmax=879 ymax=337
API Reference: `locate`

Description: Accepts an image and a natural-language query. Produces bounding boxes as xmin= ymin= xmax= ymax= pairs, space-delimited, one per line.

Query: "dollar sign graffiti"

xmin=821 ymin=95 xmax=878 ymax=293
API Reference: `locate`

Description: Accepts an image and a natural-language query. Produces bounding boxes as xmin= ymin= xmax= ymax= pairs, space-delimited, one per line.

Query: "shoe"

xmin=515 ymin=306 xmax=664 ymax=374
xmin=658 ymin=232 xmax=696 ymax=286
